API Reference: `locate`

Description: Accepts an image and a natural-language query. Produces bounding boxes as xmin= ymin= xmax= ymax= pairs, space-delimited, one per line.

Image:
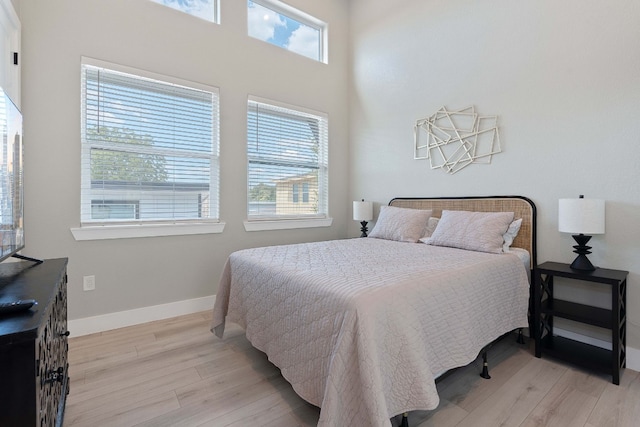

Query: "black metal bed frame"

xmin=398 ymin=328 xmax=527 ymax=427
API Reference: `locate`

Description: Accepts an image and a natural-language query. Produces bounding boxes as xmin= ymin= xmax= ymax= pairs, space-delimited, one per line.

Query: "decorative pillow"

xmin=368 ymin=206 xmax=432 ymax=243
xmin=503 ymin=218 xmax=523 ymax=252
xmin=418 ymin=217 xmax=440 ymax=243
xmin=426 ymin=210 xmax=514 ymax=253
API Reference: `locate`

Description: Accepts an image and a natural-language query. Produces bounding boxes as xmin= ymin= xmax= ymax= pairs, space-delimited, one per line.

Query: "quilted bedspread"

xmin=211 ymin=238 xmax=529 ymax=427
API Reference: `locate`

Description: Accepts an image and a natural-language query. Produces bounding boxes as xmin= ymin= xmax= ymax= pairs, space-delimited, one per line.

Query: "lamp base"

xmin=360 ymin=221 xmax=369 ymax=238
xmin=569 ymin=234 xmax=596 ymax=271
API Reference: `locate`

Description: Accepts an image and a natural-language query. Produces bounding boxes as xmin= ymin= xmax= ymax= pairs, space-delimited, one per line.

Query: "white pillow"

xmin=426 ymin=210 xmax=514 ymax=254
xmin=368 ymin=206 xmax=432 ymax=243
xmin=418 ymin=217 xmax=440 ymax=243
xmin=503 ymin=218 xmax=523 ymax=252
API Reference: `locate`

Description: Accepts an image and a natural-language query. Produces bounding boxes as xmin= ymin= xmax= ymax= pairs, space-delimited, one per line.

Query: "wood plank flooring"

xmin=64 ymin=312 xmax=640 ymax=427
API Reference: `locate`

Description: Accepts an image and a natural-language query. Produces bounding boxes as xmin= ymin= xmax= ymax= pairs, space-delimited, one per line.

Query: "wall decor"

xmin=414 ymin=106 xmax=501 ymax=174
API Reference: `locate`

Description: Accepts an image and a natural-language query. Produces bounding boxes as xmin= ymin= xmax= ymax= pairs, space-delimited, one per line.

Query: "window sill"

xmin=70 ymin=221 xmax=226 ymax=241
xmin=243 ymin=217 xmax=333 ymax=232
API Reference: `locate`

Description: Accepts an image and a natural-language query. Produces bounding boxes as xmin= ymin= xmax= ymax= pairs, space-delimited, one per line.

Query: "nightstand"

xmin=534 ymin=261 xmax=628 ymax=385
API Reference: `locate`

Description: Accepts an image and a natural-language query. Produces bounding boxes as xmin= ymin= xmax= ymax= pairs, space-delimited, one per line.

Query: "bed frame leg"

xmin=401 ymin=413 xmax=409 ymax=427
xmin=516 ymin=328 xmax=525 ymax=344
xmin=480 ymin=350 xmax=491 ymax=379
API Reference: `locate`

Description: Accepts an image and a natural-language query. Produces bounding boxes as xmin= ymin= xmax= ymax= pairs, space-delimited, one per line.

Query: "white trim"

xmin=70 ymin=221 xmax=226 ymax=240
xmin=248 ymin=94 xmax=328 ymax=119
xmin=243 ymin=217 xmax=332 ymax=231
xmin=0 ymin=0 xmax=19 ymax=26
xmin=627 ymin=346 xmax=640 ymax=372
xmin=1 ymin=0 xmax=20 ymax=106
xmin=251 ymin=0 xmax=324 ymax=29
xmin=554 ymin=327 xmax=612 ymax=350
xmin=554 ymin=327 xmax=640 ymax=372
xmin=65 ymin=299 xmax=640 ymax=370
xmin=68 ymin=295 xmax=215 ymax=337
xmin=81 ymin=56 xmax=219 ymax=94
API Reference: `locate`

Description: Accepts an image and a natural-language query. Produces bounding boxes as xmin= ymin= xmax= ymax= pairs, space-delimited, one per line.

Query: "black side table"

xmin=534 ymin=261 xmax=628 ymax=385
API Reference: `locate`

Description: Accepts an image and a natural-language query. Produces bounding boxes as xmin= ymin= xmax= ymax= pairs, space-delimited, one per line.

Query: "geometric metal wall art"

xmin=414 ymin=106 xmax=502 ymax=174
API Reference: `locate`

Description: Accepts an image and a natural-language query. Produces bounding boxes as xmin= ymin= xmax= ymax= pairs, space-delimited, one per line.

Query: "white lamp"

xmin=558 ymin=195 xmax=605 ymax=271
xmin=353 ymin=199 xmax=373 ymax=237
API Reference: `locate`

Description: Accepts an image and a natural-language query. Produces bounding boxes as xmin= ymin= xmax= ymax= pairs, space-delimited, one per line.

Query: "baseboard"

xmin=68 ymin=295 xmax=216 ymax=337
xmin=627 ymin=346 xmax=640 ymax=372
xmin=554 ymin=328 xmax=612 ymax=350
xmin=67 ymin=302 xmax=640 ymax=372
xmin=555 ymin=328 xmax=640 ymax=372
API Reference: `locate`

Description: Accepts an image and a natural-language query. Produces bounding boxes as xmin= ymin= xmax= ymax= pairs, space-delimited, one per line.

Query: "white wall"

xmin=18 ymin=0 xmax=640 ymax=359
xmin=349 ymin=0 xmax=640 ymax=352
xmin=0 ymin=0 xmax=19 ymax=104
xmin=19 ymin=0 xmax=350 ymax=321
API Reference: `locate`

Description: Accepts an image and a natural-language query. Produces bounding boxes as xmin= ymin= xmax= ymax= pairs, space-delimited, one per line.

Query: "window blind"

xmin=247 ymin=96 xmax=328 ymax=219
xmin=80 ymin=60 xmax=220 ymax=225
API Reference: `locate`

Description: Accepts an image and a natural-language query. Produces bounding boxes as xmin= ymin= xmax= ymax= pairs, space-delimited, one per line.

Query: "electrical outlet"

xmin=83 ymin=275 xmax=96 ymax=291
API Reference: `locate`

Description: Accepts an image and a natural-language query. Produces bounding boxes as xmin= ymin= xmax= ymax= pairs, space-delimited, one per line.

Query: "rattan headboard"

xmin=389 ymin=196 xmax=537 ymax=270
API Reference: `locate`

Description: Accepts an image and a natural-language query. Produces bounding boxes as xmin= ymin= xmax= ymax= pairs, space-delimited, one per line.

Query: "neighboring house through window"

xmin=80 ymin=57 xmax=220 ymax=226
xmin=247 ymin=96 xmax=328 ymax=220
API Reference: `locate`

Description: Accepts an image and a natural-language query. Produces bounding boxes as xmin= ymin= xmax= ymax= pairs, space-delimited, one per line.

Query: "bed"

xmin=212 ymin=196 xmax=536 ymax=427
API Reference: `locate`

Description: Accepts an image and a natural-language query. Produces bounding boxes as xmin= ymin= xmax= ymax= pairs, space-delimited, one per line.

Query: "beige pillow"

xmin=503 ymin=218 xmax=523 ymax=252
xmin=425 ymin=210 xmax=514 ymax=253
xmin=418 ymin=217 xmax=440 ymax=243
xmin=368 ymin=206 xmax=432 ymax=243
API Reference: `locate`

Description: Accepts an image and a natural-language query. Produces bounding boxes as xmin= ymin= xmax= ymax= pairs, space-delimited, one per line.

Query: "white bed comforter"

xmin=212 ymin=238 xmax=529 ymax=427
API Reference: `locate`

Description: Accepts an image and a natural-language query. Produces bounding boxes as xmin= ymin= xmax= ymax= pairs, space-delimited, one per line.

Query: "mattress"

xmin=212 ymin=238 xmax=530 ymax=427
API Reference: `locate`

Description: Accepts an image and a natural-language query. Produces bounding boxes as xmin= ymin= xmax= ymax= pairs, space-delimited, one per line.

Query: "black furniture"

xmin=534 ymin=261 xmax=628 ymax=385
xmin=0 ymin=258 xmax=69 ymax=426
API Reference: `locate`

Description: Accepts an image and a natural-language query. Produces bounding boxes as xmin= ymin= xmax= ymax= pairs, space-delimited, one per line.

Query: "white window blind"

xmin=247 ymin=96 xmax=328 ymax=220
xmin=80 ymin=59 xmax=220 ymax=225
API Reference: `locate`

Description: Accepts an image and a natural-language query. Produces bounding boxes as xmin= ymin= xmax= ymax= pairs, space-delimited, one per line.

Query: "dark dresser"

xmin=0 ymin=258 xmax=69 ymax=426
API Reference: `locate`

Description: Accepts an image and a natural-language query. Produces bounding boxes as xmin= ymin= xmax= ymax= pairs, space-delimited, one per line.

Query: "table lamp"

xmin=558 ymin=195 xmax=605 ymax=271
xmin=353 ymin=199 xmax=373 ymax=237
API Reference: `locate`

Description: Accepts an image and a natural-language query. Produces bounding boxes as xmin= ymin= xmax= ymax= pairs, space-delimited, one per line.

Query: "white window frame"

xmin=71 ymin=57 xmax=224 ymax=241
xmin=248 ymin=0 xmax=328 ymax=64
xmin=244 ymin=95 xmax=331 ymax=231
xmin=149 ymin=0 xmax=220 ymax=24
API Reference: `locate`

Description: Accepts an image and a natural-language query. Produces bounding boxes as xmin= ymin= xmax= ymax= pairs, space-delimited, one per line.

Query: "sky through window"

xmin=248 ymin=0 xmax=323 ymax=62
xmin=151 ymin=0 xmax=218 ymax=23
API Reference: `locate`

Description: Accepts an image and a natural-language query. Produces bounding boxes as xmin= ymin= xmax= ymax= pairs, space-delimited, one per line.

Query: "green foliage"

xmin=88 ymin=126 xmax=168 ymax=183
xmin=249 ymin=183 xmax=276 ymax=202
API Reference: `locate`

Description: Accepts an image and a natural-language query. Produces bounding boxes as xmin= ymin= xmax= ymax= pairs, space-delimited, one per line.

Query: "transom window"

xmin=150 ymin=0 xmax=219 ymax=23
xmin=80 ymin=58 xmax=220 ymax=226
xmin=247 ymin=96 xmax=328 ymax=220
xmin=247 ymin=0 xmax=326 ymax=63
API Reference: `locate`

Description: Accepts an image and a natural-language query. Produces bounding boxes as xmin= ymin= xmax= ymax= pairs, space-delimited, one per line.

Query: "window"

xmin=91 ymin=200 xmax=139 ymax=220
xmin=247 ymin=0 xmax=326 ymax=63
xmin=150 ymin=0 xmax=219 ymax=23
xmin=247 ymin=96 xmax=328 ymax=222
xmin=80 ymin=58 xmax=220 ymax=229
xmin=292 ymin=184 xmax=299 ymax=203
xmin=291 ymin=183 xmax=309 ymax=204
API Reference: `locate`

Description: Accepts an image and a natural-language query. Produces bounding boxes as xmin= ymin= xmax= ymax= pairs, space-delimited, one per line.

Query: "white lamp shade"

xmin=353 ymin=200 xmax=373 ymax=221
xmin=558 ymin=198 xmax=605 ymax=235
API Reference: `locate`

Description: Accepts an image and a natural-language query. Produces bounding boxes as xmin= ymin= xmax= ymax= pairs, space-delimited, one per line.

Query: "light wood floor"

xmin=64 ymin=311 xmax=640 ymax=427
